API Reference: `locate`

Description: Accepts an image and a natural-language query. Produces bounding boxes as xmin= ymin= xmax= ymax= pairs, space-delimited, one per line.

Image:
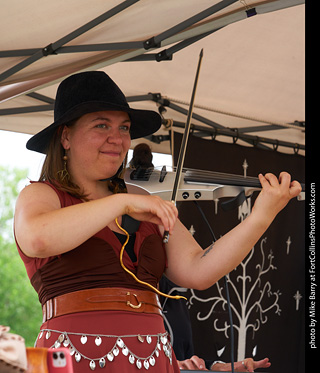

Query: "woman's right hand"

xmin=122 ymin=194 xmax=178 ymax=234
xmin=14 ymin=182 xmax=178 ymax=258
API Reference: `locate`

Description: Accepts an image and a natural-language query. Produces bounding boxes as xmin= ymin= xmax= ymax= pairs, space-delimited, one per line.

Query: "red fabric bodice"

xmin=16 ymin=182 xmax=167 ymax=305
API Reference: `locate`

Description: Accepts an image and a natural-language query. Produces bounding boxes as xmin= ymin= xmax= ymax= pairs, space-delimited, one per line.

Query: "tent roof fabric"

xmin=0 ymin=0 xmax=305 ymax=155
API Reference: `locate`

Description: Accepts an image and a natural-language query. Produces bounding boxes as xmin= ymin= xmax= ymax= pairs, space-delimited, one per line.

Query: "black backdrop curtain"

xmin=173 ymin=133 xmax=305 ymax=373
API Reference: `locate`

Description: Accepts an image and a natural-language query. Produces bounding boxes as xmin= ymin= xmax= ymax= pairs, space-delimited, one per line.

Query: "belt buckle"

xmin=126 ymin=292 xmax=142 ymax=309
xmin=42 ymin=299 xmax=53 ymax=322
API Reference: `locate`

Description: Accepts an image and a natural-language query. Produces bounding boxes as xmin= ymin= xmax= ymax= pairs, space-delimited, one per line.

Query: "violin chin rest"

xmin=221 ymin=190 xmax=248 ymax=211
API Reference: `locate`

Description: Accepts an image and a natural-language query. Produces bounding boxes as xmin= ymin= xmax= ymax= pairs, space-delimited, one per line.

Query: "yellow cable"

xmin=115 ymin=217 xmax=187 ymax=301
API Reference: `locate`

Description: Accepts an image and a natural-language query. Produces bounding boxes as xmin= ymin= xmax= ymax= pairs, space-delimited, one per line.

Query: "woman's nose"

xmin=107 ymin=128 xmax=123 ymax=144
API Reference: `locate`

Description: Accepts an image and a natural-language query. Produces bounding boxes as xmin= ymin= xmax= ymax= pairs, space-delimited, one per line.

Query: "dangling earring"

xmin=57 ymin=152 xmax=70 ymax=182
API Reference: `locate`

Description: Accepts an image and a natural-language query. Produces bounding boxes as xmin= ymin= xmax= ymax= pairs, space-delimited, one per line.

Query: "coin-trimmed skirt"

xmin=36 ymin=310 xmax=180 ymax=372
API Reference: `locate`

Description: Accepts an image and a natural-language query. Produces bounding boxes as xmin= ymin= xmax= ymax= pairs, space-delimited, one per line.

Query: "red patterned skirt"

xmin=36 ymin=310 xmax=180 ymax=372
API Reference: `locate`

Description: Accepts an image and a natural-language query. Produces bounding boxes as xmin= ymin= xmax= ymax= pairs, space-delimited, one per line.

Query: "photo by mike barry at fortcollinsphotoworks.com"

xmin=308 ymin=182 xmax=316 ymax=352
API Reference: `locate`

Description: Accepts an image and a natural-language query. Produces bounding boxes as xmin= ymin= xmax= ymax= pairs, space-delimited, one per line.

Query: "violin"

xmin=127 ymin=50 xmax=304 ymax=242
xmin=125 ymin=166 xmax=305 ymax=205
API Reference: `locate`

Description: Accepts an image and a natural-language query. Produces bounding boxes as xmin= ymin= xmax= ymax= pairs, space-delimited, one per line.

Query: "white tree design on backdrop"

xmin=188 ymin=197 xmax=282 ymax=360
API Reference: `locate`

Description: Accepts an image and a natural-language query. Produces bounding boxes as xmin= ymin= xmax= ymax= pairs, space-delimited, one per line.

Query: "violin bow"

xmin=163 ymin=49 xmax=204 ymax=243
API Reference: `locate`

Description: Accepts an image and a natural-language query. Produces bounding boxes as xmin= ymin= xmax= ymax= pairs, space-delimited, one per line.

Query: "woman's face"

xmin=60 ymin=110 xmax=131 ymax=184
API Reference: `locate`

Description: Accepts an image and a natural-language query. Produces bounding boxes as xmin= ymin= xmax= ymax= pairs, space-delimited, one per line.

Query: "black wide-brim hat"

xmin=26 ymin=71 xmax=161 ymax=154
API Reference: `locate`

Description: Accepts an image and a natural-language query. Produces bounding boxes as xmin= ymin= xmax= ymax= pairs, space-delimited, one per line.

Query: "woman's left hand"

xmin=253 ymin=172 xmax=302 ymax=223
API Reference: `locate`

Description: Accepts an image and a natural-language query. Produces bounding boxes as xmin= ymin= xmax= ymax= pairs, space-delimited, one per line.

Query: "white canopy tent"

xmin=0 ymin=0 xmax=305 ymax=155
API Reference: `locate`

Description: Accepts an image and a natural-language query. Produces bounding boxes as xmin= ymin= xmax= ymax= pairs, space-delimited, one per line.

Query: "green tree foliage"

xmin=0 ymin=166 xmax=42 ymax=346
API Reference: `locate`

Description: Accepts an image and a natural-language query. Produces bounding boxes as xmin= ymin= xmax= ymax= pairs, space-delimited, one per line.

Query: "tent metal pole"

xmin=161 ymin=101 xmax=226 ymax=130
xmin=49 ymin=0 xmax=139 ymax=52
xmin=237 ymin=124 xmax=285 ymax=133
xmin=0 ymin=0 xmax=139 ymax=83
xmin=0 ymin=0 xmax=239 ymax=60
xmin=155 ymin=30 xmax=218 ymax=61
xmin=0 ymin=28 xmax=214 ymax=60
xmin=159 ymin=98 xmax=304 ymax=134
xmin=0 ymin=42 xmax=144 ymax=58
xmin=0 ymin=49 xmax=40 ymax=58
xmin=157 ymin=100 xmax=278 ymax=150
xmin=143 ymin=0 xmax=238 ymax=49
xmin=26 ymin=92 xmax=55 ymax=104
xmin=126 ymin=94 xmax=156 ymax=102
xmin=0 ymin=51 xmax=46 ymax=83
xmin=0 ymin=89 xmax=304 ymax=153
xmin=0 ymin=105 xmax=53 ymax=115
xmin=127 ymin=30 xmax=217 ymax=62
xmin=57 ymin=42 xmax=143 ymax=53
xmin=0 ymin=93 xmax=156 ymax=116
xmin=170 ymin=120 xmax=305 ymax=151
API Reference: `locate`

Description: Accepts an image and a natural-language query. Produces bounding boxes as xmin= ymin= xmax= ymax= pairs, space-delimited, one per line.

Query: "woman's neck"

xmin=78 ymin=179 xmax=114 ymax=201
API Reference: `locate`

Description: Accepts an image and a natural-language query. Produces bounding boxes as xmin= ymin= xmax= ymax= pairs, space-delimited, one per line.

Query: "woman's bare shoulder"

xmin=16 ymin=181 xmax=61 ymax=209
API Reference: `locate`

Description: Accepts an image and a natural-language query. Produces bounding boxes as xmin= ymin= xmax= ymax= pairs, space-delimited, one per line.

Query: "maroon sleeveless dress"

xmin=16 ymin=182 xmax=180 ymax=372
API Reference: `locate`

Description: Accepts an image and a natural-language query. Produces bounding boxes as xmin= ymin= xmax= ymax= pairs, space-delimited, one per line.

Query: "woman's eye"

xmin=94 ymin=122 xmax=130 ymax=132
xmin=96 ymin=123 xmax=107 ymax=128
xmin=120 ymin=125 xmax=130 ymax=132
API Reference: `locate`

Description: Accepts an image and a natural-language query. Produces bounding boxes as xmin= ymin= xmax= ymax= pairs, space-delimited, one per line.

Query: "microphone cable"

xmin=193 ymin=200 xmax=235 ymax=373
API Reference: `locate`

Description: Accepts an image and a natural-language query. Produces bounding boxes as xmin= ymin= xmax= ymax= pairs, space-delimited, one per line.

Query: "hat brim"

xmin=26 ymin=101 xmax=162 ymax=154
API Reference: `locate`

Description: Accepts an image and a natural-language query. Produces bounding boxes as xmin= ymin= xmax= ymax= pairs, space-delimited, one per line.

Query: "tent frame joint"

xmin=246 ymin=7 xmax=257 ymax=17
xmin=42 ymin=43 xmax=57 ymax=57
xmin=155 ymin=49 xmax=173 ymax=62
xmin=143 ymin=37 xmax=160 ymax=50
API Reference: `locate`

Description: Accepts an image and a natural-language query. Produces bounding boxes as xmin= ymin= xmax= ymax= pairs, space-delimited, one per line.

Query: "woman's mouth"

xmin=100 ymin=151 xmax=121 ymax=157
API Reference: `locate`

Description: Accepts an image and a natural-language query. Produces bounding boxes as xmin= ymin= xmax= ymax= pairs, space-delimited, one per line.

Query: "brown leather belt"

xmin=42 ymin=287 xmax=163 ymax=323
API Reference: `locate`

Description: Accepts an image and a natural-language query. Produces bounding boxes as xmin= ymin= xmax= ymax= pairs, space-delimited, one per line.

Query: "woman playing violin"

xmin=14 ymin=71 xmax=301 ymax=372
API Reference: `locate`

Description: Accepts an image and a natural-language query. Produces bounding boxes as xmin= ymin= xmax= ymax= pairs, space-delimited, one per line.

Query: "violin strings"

xmin=185 ymin=169 xmax=260 ymax=187
xmin=137 ymin=165 xmax=259 ymax=180
xmin=148 ymin=166 xmax=261 ymax=187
